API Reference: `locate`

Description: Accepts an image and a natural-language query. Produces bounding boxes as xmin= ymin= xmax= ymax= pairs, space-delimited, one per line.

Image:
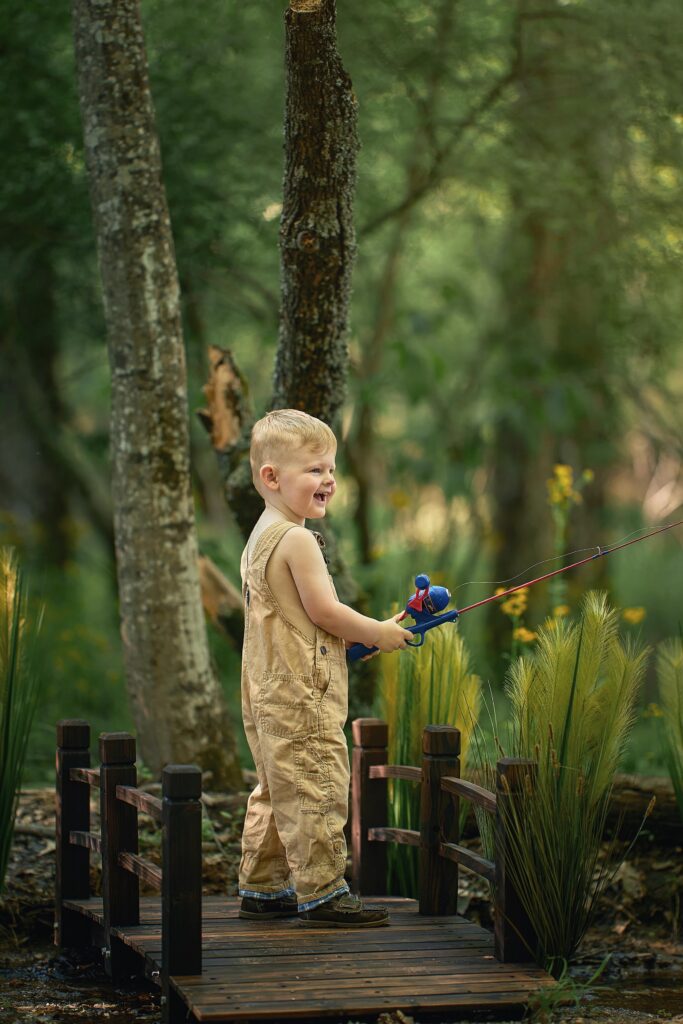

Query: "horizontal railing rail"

xmin=69 ymin=766 xmax=100 ymax=787
xmin=69 ymin=830 xmax=103 ymax=854
xmin=368 ymin=764 xmax=422 ymax=783
xmin=115 ymin=784 xmax=163 ymax=822
xmin=441 ymin=775 xmax=497 ymax=815
xmin=118 ymin=851 xmax=163 ymax=889
xmin=439 ymin=840 xmax=495 ymax=882
xmin=368 ymin=826 xmax=420 ymax=846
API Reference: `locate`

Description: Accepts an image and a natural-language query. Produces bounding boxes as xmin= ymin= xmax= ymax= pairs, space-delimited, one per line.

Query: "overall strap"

xmin=249 ymin=521 xmax=300 ymax=584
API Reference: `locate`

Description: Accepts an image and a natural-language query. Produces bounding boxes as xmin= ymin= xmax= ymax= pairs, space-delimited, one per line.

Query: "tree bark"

xmin=271 ymin=0 xmax=359 ymax=430
xmin=72 ymin=0 xmax=241 ymax=788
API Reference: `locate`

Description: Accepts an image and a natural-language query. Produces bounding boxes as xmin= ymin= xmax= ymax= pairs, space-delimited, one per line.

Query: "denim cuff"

xmin=238 ymin=887 xmax=296 ymax=900
xmin=297 ymin=882 xmax=349 ymax=913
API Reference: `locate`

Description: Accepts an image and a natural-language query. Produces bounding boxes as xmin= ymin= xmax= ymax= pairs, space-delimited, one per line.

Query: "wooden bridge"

xmin=55 ymin=718 xmax=552 ymax=1023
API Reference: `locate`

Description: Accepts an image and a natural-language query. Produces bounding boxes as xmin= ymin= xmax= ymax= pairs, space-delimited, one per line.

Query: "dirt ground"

xmin=1 ymin=788 xmax=681 ymax=1024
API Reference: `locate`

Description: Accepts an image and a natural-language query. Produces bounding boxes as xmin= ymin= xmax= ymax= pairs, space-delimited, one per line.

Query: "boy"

xmin=238 ymin=409 xmax=412 ymax=927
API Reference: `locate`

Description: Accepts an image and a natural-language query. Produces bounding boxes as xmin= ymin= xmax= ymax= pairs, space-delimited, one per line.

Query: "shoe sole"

xmin=238 ymin=910 xmax=298 ymax=920
xmin=299 ymin=917 xmax=390 ymax=928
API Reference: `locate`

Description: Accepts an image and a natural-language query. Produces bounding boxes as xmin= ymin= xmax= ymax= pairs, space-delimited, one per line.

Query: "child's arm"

xmin=281 ymin=528 xmax=412 ymax=652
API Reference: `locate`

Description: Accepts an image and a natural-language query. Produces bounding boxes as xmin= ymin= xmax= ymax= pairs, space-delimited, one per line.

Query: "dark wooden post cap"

xmin=162 ymin=765 xmax=202 ymax=800
xmin=422 ymin=725 xmax=460 ymax=757
xmin=99 ymin=732 xmax=136 ymax=764
xmin=57 ymin=720 xmax=90 ymax=749
xmin=496 ymin=757 xmax=536 ymax=791
xmin=351 ymin=718 xmax=388 ymax=748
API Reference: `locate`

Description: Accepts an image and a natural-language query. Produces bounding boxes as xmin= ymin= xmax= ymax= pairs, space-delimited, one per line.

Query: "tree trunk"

xmin=271 ymin=0 xmax=359 ymax=430
xmin=200 ymin=0 xmax=359 ymax=599
xmin=72 ymin=0 xmax=241 ymax=788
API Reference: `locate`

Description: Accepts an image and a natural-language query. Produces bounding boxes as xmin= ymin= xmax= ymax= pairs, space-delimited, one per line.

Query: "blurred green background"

xmin=2 ymin=0 xmax=681 ymax=783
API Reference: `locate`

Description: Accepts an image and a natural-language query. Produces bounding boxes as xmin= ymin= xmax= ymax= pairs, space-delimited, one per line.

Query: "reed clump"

xmin=378 ymin=623 xmax=481 ymax=895
xmin=0 ymin=548 xmax=43 ymax=892
xmin=497 ymin=591 xmax=648 ymax=968
xmin=657 ymin=637 xmax=683 ymax=820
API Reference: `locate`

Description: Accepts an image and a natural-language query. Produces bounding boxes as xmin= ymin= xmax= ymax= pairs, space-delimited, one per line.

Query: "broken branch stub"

xmin=198 ymin=346 xmax=252 ymax=452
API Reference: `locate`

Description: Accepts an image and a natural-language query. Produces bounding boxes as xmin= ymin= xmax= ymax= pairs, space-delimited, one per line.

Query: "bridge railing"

xmin=351 ymin=717 xmax=538 ymax=962
xmin=55 ymin=719 xmax=201 ymax=1023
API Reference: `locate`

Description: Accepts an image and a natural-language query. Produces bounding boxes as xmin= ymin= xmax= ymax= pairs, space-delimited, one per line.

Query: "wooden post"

xmin=55 ymin=719 xmax=92 ymax=947
xmin=494 ymin=757 xmax=537 ymax=963
xmin=419 ymin=725 xmax=460 ymax=916
xmin=162 ymin=764 xmax=202 ymax=1024
xmin=99 ymin=732 xmax=139 ymax=979
xmin=351 ymin=718 xmax=388 ymax=896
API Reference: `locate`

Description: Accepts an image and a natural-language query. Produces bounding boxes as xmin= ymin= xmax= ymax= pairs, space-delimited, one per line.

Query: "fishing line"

xmin=451 ymin=522 xmax=679 ymax=600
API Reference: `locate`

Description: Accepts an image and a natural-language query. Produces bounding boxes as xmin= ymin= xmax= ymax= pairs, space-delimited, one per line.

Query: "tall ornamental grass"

xmin=0 ymin=548 xmax=43 ymax=893
xmin=378 ymin=624 xmax=481 ymax=895
xmin=495 ymin=592 xmax=648 ymax=969
xmin=657 ymin=638 xmax=683 ymax=820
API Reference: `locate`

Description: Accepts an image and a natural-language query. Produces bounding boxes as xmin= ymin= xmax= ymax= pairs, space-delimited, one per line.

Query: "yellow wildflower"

xmin=513 ymin=627 xmax=538 ymax=644
xmin=499 ymin=587 xmax=528 ymax=617
xmin=389 ymin=488 xmax=410 ymax=510
xmin=622 ymin=607 xmax=646 ymax=625
xmin=546 ymin=463 xmax=587 ymax=508
xmin=553 ymin=605 xmax=570 ymax=618
xmin=642 ymin=702 xmax=664 ymax=718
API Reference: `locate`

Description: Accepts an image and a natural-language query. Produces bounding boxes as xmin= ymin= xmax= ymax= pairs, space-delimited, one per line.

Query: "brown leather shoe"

xmin=299 ymin=892 xmax=389 ymax=928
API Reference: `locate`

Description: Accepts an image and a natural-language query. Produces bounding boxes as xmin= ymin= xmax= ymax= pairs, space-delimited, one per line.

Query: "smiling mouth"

xmin=314 ymin=492 xmax=329 ymax=505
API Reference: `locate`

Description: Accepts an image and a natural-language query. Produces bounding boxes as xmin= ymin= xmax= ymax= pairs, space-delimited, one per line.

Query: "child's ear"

xmin=259 ymin=464 xmax=279 ymax=490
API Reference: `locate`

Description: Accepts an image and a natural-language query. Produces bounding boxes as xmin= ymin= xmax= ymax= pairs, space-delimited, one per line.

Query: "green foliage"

xmin=497 ymin=592 xmax=648 ymax=966
xmin=527 ymin=955 xmax=610 ymax=1024
xmin=657 ymin=637 xmax=683 ymax=819
xmin=377 ymin=626 xmax=481 ymax=895
xmin=21 ymin=541 xmax=129 ymax=785
xmin=2 ymin=0 xmax=682 ymax=780
xmin=0 ymin=549 xmax=43 ymax=892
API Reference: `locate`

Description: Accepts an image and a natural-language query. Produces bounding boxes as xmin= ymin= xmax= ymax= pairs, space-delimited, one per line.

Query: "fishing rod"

xmin=347 ymin=519 xmax=683 ymax=662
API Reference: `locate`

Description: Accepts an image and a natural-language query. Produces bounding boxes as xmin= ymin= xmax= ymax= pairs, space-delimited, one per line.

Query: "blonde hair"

xmin=249 ymin=409 xmax=336 ymax=483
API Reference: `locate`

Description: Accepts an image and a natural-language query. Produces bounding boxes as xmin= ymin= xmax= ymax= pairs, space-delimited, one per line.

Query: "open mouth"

xmin=314 ymin=492 xmax=329 ymax=505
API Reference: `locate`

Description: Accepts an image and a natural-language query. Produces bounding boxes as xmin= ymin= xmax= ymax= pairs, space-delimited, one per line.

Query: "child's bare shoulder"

xmin=279 ymin=524 xmax=324 ymax=564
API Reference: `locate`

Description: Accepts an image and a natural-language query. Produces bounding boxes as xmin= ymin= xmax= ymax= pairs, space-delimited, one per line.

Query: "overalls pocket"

xmin=293 ymin=735 xmax=331 ymax=814
xmin=258 ymin=673 xmax=318 ymax=738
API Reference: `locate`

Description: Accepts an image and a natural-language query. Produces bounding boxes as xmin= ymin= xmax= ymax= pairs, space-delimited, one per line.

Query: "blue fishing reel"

xmin=348 ymin=573 xmax=458 ymax=662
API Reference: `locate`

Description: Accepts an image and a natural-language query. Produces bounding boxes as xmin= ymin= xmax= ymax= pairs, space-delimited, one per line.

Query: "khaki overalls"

xmin=238 ymin=521 xmax=350 ymax=910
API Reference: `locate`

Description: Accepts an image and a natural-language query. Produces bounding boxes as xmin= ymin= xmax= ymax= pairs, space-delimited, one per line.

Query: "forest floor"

xmin=1 ymin=787 xmax=681 ymax=1024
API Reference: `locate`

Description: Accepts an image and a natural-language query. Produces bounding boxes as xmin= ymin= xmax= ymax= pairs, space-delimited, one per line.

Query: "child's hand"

xmin=345 ymin=639 xmax=379 ymax=662
xmin=374 ymin=613 xmax=413 ymax=653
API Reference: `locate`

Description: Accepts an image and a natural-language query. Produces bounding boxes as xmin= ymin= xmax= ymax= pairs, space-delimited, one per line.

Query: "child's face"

xmin=263 ymin=445 xmax=337 ymax=523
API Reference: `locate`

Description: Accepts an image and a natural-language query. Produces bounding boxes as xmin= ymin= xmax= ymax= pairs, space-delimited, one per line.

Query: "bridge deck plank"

xmin=63 ymin=895 xmax=552 ymax=1021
